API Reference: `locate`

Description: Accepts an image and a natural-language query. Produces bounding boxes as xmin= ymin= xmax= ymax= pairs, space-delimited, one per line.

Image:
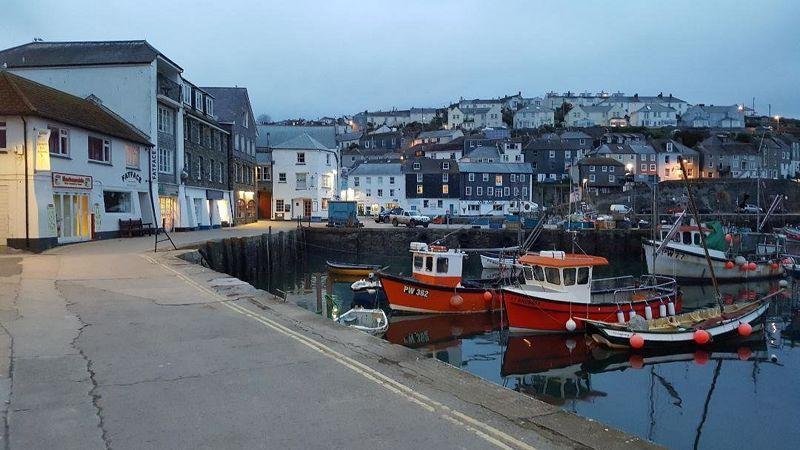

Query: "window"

xmin=242 ymin=112 xmax=249 ymax=128
xmin=423 ymin=200 xmax=429 ymax=207
xmin=495 ymin=175 xmax=503 ymax=186
xmin=326 ymin=154 xmax=331 ymax=165
xmin=182 ymin=84 xmax=192 ymax=104
xmin=297 ymin=152 xmax=305 ymax=164
xmin=503 ymin=187 xmax=510 ymax=196
xmin=520 ymin=174 xmax=525 ymax=182
xmin=417 ymin=185 xmax=423 ymax=194
xmin=563 ymin=268 xmax=576 ymax=286
xmin=366 ymin=189 xmax=371 ymax=197
xmin=641 ymin=163 xmax=647 ymax=171
xmin=425 ymin=257 xmax=433 ymax=272
xmin=103 ymin=191 xmax=131 ymax=213
xmin=442 ymin=162 xmax=450 ymax=170
xmin=416 ymin=173 xmax=423 ymax=182
xmin=275 ymin=199 xmax=285 ymax=213
xmin=390 ymin=189 xmax=395 ymax=197
xmin=465 ymin=186 xmax=472 ymax=196
xmin=389 ymin=176 xmax=395 ymax=185
xmin=650 ymin=164 xmax=656 ymax=171
xmin=442 ymin=173 xmax=449 ymax=182
xmin=510 ymin=174 xmax=517 ymax=182
xmin=437 ymin=199 xmax=443 ymax=208
xmin=296 ymin=173 xmax=308 ymax=189
xmin=366 ymin=176 xmax=372 ymax=185
xmin=436 ymin=257 xmax=449 ymax=274
xmin=205 ymin=97 xmax=214 ymax=116
xmin=278 ymin=172 xmax=287 ymax=183
xmin=125 ymin=145 xmax=140 ymax=169
xmin=354 ymin=177 xmax=360 ymax=187
xmin=609 ymin=175 xmax=615 ymax=182
xmin=0 ymin=121 xmax=5 ymax=149
xmin=589 ymin=165 xmax=595 ymax=172
xmin=522 ymin=187 xmax=528 ymax=197
xmin=157 ymin=106 xmax=173 ymax=134
xmin=413 ymin=162 xmax=420 ymax=170
xmin=532 ymin=265 xmax=545 ymax=282
xmin=545 ymin=267 xmax=561 ymax=285
xmin=482 ymin=173 xmax=489 ymax=182
xmin=487 ymin=187 xmax=494 ymax=196
xmin=468 ymin=173 xmax=475 ymax=182
xmin=602 ymin=165 xmax=608 ymax=172
xmin=442 ymin=185 xmax=449 ymax=194
xmin=414 ymin=255 xmax=423 ymax=269
xmin=476 ymin=186 xmax=483 ymax=196
xmin=322 ymin=199 xmax=329 ymax=210
xmin=589 ymin=174 xmax=595 ymax=182
xmin=195 ymin=91 xmax=203 ymax=110
xmin=577 ymin=267 xmax=589 ymax=285
xmin=549 ymin=150 xmax=556 ymax=159
xmin=88 ymin=136 xmax=111 ymax=162
xmin=48 ymin=127 xmax=69 ymax=156
xmin=377 ymin=189 xmax=383 ymax=197
xmin=523 ymin=266 xmax=533 ymax=281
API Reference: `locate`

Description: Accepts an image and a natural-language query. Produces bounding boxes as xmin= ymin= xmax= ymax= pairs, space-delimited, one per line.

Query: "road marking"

xmin=141 ymin=254 xmax=537 ymax=450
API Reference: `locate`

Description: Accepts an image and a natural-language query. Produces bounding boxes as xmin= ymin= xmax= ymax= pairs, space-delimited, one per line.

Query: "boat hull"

xmin=379 ymin=272 xmax=498 ymax=314
xmin=587 ymin=301 xmax=769 ymax=349
xmin=643 ymin=242 xmax=784 ymax=282
xmin=502 ymin=288 xmax=682 ymax=334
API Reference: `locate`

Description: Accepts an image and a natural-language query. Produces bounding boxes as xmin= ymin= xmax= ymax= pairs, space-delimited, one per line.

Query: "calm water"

xmin=254 ymin=249 xmax=800 ymax=450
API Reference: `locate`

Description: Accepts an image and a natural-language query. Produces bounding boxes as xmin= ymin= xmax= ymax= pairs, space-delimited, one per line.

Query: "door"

xmin=53 ymin=192 xmax=90 ymax=243
xmin=258 ymin=192 xmax=271 ymax=219
xmin=193 ymin=198 xmax=204 ymax=227
xmin=303 ymin=199 xmax=312 ymax=218
xmin=159 ymin=196 xmax=176 ymax=231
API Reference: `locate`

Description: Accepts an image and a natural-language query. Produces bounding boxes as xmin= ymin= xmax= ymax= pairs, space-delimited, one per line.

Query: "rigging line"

xmin=692 ymin=359 xmax=723 ymax=450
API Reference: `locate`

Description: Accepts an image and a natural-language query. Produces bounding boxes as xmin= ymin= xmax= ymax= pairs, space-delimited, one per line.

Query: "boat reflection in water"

xmin=385 ymin=313 xmax=502 ymax=365
xmin=680 ymin=278 xmax=784 ymax=310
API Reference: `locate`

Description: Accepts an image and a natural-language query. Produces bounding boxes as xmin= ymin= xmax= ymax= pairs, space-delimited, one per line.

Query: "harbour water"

xmin=253 ymin=249 xmax=800 ymax=449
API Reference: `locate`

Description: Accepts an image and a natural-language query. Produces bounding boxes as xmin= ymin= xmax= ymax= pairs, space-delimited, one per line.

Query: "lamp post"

xmin=774 ymin=115 xmax=781 ymax=133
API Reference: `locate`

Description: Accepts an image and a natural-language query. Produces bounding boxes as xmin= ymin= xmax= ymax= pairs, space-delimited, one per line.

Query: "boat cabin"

xmin=410 ymin=242 xmax=465 ymax=287
xmin=517 ymin=251 xmax=609 ymax=303
xmin=659 ymin=225 xmax=707 ymax=246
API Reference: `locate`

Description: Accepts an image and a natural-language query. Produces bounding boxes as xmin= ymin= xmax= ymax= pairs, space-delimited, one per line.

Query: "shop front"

xmin=158 ymin=183 xmax=180 ymax=231
xmin=234 ymin=189 xmax=257 ymax=224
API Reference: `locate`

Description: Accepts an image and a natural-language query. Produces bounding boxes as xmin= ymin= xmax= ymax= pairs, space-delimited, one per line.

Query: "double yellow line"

xmin=142 ymin=254 xmax=537 ymax=450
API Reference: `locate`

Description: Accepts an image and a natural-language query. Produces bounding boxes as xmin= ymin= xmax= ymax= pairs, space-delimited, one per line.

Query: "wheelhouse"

xmin=410 ymin=242 xmax=465 ymax=288
xmin=517 ymin=251 xmax=609 ymax=303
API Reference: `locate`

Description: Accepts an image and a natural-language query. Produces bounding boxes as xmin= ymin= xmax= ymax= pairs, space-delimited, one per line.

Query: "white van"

xmin=610 ymin=204 xmax=631 ymax=214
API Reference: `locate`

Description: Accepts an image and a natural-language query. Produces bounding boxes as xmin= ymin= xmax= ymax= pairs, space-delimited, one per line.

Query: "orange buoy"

xmin=725 ymin=233 xmax=733 ymax=243
xmin=771 ymin=262 xmax=779 ymax=270
xmin=629 ymin=354 xmax=644 ymax=369
xmin=725 ymin=261 xmax=735 ymax=269
xmin=483 ymin=291 xmax=493 ymax=301
xmin=737 ymin=347 xmax=752 ymax=361
xmin=694 ymin=329 xmax=711 ymax=345
xmin=738 ymin=322 xmax=752 ymax=337
xmin=694 ymin=350 xmax=710 ymax=365
xmin=449 ymin=294 xmax=464 ymax=307
xmin=748 ymin=262 xmax=757 ymax=271
xmin=629 ymin=333 xmax=645 ymax=349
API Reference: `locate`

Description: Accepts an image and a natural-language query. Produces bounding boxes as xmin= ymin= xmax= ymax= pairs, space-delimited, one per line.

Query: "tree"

xmin=257 ymin=114 xmax=272 ymax=124
xmin=502 ymin=109 xmax=514 ymax=128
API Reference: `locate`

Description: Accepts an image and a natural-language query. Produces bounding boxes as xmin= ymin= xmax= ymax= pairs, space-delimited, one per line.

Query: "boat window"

xmin=523 ymin=266 xmax=534 ymax=281
xmin=682 ymin=232 xmax=691 ymax=244
xmin=577 ymin=267 xmax=590 ymax=285
xmin=436 ymin=257 xmax=449 ymax=274
xmin=532 ymin=265 xmax=545 ymax=281
xmin=545 ymin=267 xmax=561 ymax=285
xmin=425 ymin=257 xmax=433 ymax=272
xmin=413 ymin=255 xmax=423 ymax=270
xmin=563 ymin=268 xmax=576 ymax=286
xmin=693 ymin=233 xmax=701 ymax=245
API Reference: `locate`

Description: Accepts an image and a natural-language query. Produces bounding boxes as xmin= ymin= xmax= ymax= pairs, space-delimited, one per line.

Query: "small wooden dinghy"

xmin=326 ymin=261 xmax=384 ymax=276
xmin=337 ymin=307 xmax=389 ymax=336
xmin=582 ymin=289 xmax=784 ymax=349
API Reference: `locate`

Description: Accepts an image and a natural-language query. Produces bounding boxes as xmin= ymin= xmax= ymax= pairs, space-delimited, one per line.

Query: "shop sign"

xmin=122 ymin=170 xmax=142 ymax=184
xmin=206 ymin=190 xmax=224 ymax=200
xmin=52 ymin=172 xmax=92 ymax=190
xmin=150 ymin=148 xmax=158 ymax=183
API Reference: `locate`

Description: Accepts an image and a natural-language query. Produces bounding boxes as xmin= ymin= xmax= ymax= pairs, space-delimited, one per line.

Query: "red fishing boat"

xmin=378 ymin=242 xmax=501 ymax=314
xmin=503 ymin=251 xmax=682 ymax=333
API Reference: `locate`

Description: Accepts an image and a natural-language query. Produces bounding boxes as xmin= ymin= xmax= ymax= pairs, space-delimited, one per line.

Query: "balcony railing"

xmin=157 ymin=75 xmax=181 ymax=103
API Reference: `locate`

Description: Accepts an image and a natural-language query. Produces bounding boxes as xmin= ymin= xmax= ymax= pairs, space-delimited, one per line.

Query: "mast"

xmin=678 ymin=157 xmax=722 ymax=306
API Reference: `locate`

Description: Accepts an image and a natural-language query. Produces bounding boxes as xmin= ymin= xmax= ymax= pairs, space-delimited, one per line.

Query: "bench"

xmin=118 ymin=219 xmax=155 ymax=237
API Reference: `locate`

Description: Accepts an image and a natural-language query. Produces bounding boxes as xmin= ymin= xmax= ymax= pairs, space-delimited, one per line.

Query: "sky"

xmin=3 ymin=0 xmax=799 ymax=120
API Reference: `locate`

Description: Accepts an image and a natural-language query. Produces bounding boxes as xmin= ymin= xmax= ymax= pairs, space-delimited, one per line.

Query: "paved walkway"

xmin=0 ymin=227 xmax=656 ymax=449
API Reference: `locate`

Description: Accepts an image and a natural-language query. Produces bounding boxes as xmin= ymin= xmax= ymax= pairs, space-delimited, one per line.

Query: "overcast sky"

xmin=4 ymin=0 xmax=799 ymax=120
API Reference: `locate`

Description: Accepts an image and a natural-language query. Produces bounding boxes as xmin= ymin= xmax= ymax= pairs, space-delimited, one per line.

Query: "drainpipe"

xmin=21 ymin=116 xmax=30 ymax=249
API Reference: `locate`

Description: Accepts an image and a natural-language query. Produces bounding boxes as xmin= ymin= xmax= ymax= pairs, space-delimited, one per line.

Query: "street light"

xmin=774 ymin=115 xmax=781 ymax=132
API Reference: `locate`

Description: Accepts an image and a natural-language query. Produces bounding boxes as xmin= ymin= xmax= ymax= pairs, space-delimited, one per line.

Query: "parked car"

xmin=737 ymin=204 xmax=764 ymax=214
xmin=610 ymin=204 xmax=631 ymax=214
xmin=375 ymin=207 xmax=403 ymax=223
xmin=391 ymin=210 xmax=430 ymax=228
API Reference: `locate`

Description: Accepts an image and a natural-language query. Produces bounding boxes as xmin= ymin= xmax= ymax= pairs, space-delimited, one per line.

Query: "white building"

xmin=680 ymin=105 xmax=745 ymax=129
xmin=0 ymin=40 xmax=223 ymax=232
xmin=447 ymin=104 xmax=503 ymax=130
xmin=270 ymin=133 xmax=339 ymax=220
xmin=512 ymin=105 xmax=555 ymax=129
xmin=0 ymin=71 xmax=154 ymax=251
xmin=596 ymin=93 xmax=690 ymax=118
xmin=629 ymin=104 xmax=678 ymax=128
xmin=344 ymin=162 xmax=405 ymax=215
xmin=564 ymin=104 xmax=627 ymax=127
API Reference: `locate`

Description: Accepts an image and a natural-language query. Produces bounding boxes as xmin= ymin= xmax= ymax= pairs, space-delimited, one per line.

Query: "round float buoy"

xmin=738 ymin=322 xmax=752 ymax=337
xmin=725 ymin=261 xmax=735 ymax=269
xmin=644 ymin=305 xmax=653 ymax=320
xmin=737 ymin=347 xmax=752 ymax=361
xmin=694 ymin=350 xmax=710 ymax=365
xmin=725 ymin=233 xmax=733 ymax=243
xmin=629 ymin=354 xmax=644 ymax=369
xmin=779 ymin=279 xmax=789 ymax=288
xmin=449 ymin=294 xmax=464 ymax=307
xmin=565 ymin=338 xmax=576 ymax=351
xmin=747 ymin=262 xmax=757 ymax=271
xmin=735 ymin=256 xmax=747 ymax=266
xmin=483 ymin=291 xmax=492 ymax=301
xmin=629 ymin=333 xmax=645 ymax=349
xmin=565 ymin=318 xmax=577 ymax=332
xmin=616 ymin=310 xmax=626 ymax=324
xmin=694 ymin=329 xmax=711 ymax=345
xmin=771 ymin=262 xmax=779 ymax=270
xmin=659 ymin=303 xmax=667 ymax=318
xmin=667 ymin=301 xmax=676 ymax=316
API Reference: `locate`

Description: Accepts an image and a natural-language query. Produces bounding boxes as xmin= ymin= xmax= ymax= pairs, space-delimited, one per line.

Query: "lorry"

xmin=390 ymin=210 xmax=430 ymax=228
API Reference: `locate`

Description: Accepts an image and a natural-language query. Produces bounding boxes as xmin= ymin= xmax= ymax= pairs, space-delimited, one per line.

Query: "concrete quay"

xmin=0 ymin=223 xmax=659 ymax=449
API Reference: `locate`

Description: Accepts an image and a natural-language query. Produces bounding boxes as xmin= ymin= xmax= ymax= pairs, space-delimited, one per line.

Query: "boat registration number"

xmin=403 ymin=286 xmax=429 ymax=298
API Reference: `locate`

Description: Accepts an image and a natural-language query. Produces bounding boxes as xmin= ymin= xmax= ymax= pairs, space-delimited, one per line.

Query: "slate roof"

xmin=634 ymin=103 xmax=677 ymax=114
xmin=0 ymin=40 xmax=180 ymax=70
xmin=0 ymin=71 xmax=151 ymax=146
xmin=257 ymin=125 xmax=336 ymax=148
xmin=516 ymin=105 xmax=554 ymax=114
xmin=560 ymin=131 xmax=592 ymax=140
xmin=348 ymin=162 xmax=403 ymax=176
xmin=459 ymin=162 xmax=533 ymax=174
xmin=464 ymin=145 xmax=501 ymax=160
xmin=271 ymin=133 xmax=331 ymax=150
xmin=201 ymin=87 xmax=254 ymax=126
xmin=578 ymin=156 xmax=624 ymax=166
xmin=418 ymin=130 xmax=458 ymax=139
xmin=336 ymin=131 xmax=363 ymax=142
xmin=650 ymin=139 xmax=699 ymax=155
